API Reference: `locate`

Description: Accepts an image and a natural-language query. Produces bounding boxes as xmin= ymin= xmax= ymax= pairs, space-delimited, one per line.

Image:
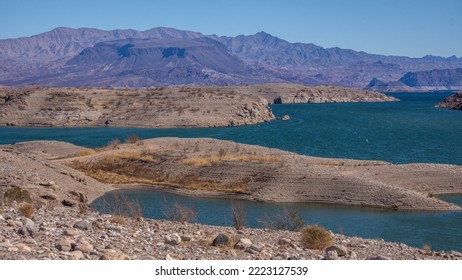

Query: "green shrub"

xmin=300 ymin=225 xmax=333 ymax=250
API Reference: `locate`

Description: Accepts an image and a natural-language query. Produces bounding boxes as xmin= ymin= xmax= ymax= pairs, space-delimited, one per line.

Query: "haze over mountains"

xmin=1 ymin=27 xmax=461 ymax=88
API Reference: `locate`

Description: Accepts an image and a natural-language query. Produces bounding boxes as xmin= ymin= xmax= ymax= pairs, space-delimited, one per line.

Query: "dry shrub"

xmin=259 ymin=209 xmax=305 ymax=231
xmin=3 ymin=187 xmax=32 ymax=206
xmin=18 ymin=202 xmax=35 ymax=218
xmin=300 ymin=225 xmax=333 ymax=250
xmin=183 ymin=154 xmax=280 ymax=166
xmin=164 ymin=201 xmax=196 ymax=223
xmin=109 ymin=215 xmax=126 ymax=225
xmin=106 ymin=138 xmax=121 ymax=150
xmin=231 ymin=203 xmax=246 ymax=230
xmin=423 ymin=244 xmax=432 ymax=254
xmin=126 ymin=134 xmax=140 ymax=144
xmin=96 ymin=193 xmax=142 ymax=220
xmin=73 ymin=148 xmax=96 ymax=157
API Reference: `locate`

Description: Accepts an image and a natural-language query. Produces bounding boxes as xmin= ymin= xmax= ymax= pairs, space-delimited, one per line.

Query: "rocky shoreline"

xmin=1 ymin=202 xmax=461 ymax=260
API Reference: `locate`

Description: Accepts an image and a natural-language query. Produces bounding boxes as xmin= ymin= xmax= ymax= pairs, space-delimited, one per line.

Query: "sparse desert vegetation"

xmin=300 ymin=225 xmax=333 ymax=250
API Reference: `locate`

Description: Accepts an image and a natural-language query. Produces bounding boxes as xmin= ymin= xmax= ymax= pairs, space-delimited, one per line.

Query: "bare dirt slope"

xmin=59 ymin=137 xmax=462 ymax=211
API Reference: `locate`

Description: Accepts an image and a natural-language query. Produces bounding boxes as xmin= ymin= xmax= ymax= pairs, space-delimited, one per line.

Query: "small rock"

xmin=64 ymin=229 xmax=80 ymax=236
xmin=278 ymin=238 xmax=291 ymax=246
xmin=15 ymin=243 xmax=32 ymax=253
xmin=165 ymin=254 xmax=176 ymax=260
xmin=56 ymin=239 xmax=74 ymax=252
xmin=70 ymin=251 xmax=84 ymax=260
xmin=8 ymin=247 xmax=19 ymax=252
xmin=99 ymin=252 xmax=130 ymax=260
xmin=349 ymin=251 xmax=358 ymax=260
xmin=281 ymin=115 xmax=290 ymax=121
xmin=0 ymin=215 xmax=4 ymax=221
xmin=234 ymin=238 xmax=252 ymax=250
xmin=450 ymin=250 xmax=462 ymax=257
xmin=74 ymin=242 xmax=93 ymax=254
xmin=165 ymin=234 xmax=182 ymax=245
xmin=249 ymin=243 xmax=264 ymax=253
xmin=212 ymin=234 xmax=229 ymax=247
xmin=368 ymin=255 xmax=391 ymax=260
xmin=73 ymin=221 xmax=91 ymax=231
xmin=22 ymin=217 xmax=35 ymax=233
xmin=62 ymin=200 xmax=75 ymax=207
xmin=140 ymin=255 xmax=156 ymax=260
xmin=0 ymin=240 xmax=12 ymax=248
xmin=326 ymin=250 xmax=338 ymax=260
xmin=181 ymin=235 xmax=192 ymax=242
xmin=326 ymin=245 xmax=348 ymax=257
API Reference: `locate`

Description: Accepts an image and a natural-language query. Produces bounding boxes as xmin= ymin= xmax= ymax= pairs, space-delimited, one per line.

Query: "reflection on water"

xmin=92 ymin=189 xmax=462 ymax=252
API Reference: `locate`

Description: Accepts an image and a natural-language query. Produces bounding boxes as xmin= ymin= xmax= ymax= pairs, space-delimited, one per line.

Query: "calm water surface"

xmin=92 ymin=189 xmax=462 ymax=251
xmin=1 ymin=92 xmax=461 ymax=165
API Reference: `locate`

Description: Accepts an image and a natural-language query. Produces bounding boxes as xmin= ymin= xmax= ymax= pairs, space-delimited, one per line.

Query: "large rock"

xmin=73 ymin=221 xmax=91 ymax=231
xmin=326 ymin=250 xmax=339 ymax=260
xmin=56 ymin=239 xmax=74 ymax=252
xmin=165 ymin=234 xmax=182 ymax=246
xmin=234 ymin=238 xmax=252 ymax=250
xmin=326 ymin=245 xmax=348 ymax=257
xmin=278 ymin=238 xmax=292 ymax=246
xmin=212 ymin=234 xmax=230 ymax=247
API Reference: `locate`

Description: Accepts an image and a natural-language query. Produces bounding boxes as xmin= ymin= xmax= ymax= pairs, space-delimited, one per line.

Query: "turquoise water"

xmin=3 ymin=92 xmax=462 ymax=251
xmin=1 ymin=92 xmax=461 ymax=165
xmin=92 ymin=189 xmax=462 ymax=251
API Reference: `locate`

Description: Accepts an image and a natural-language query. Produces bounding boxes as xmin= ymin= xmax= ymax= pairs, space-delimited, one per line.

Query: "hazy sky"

xmin=1 ymin=0 xmax=461 ymax=58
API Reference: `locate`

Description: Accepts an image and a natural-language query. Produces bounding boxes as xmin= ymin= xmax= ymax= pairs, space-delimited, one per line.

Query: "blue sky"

xmin=0 ymin=0 xmax=461 ymax=58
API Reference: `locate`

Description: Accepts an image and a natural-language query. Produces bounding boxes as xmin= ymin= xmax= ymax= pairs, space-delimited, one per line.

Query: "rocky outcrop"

xmin=0 ymin=86 xmax=274 ymax=128
xmin=272 ymin=86 xmax=397 ymax=104
xmin=435 ymin=92 xmax=462 ymax=110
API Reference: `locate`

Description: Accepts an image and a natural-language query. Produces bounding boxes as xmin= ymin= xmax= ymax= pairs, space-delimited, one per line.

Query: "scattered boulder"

xmin=165 ymin=234 xmax=182 ymax=245
xmin=212 ymin=234 xmax=230 ymax=247
xmin=74 ymin=241 xmax=93 ymax=254
xmin=278 ymin=238 xmax=292 ymax=246
xmin=326 ymin=250 xmax=339 ymax=260
xmin=73 ymin=221 xmax=91 ymax=231
xmin=326 ymin=245 xmax=348 ymax=257
xmin=56 ymin=239 xmax=74 ymax=252
xmin=281 ymin=115 xmax=290 ymax=121
xmin=234 ymin=238 xmax=252 ymax=250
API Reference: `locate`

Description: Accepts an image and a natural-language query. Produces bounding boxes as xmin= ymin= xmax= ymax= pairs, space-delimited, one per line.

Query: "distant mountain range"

xmin=1 ymin=27 xmax=462 ymax=88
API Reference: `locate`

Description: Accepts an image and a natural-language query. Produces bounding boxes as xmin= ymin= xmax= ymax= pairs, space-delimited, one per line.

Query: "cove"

xmin=1 ymin=92 xmax=461 ymax=165
xmin=92 ymin=189 xmax=462 ymax=252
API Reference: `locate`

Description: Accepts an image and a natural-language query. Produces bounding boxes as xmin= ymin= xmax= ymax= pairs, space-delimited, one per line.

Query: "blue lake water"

xmin=2 ymin=92 xmax=462 ymax=251
xmin=92 ymin=189 xmax=462 ymax=252
xmin=1 ymin=92 xmax=461 ymax=165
